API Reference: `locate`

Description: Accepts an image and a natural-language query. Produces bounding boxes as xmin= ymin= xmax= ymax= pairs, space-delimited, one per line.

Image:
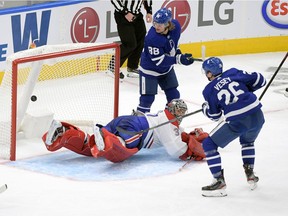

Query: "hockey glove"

xmin=180 ymin=128 xmax=208 ymax=161
xmin=176 ymin=53 xmax=194 ymax=65
xmin=202 ymin=102 xmax=209 ymax=116
xmin=202 ymin=102 xmax=222 ymax=121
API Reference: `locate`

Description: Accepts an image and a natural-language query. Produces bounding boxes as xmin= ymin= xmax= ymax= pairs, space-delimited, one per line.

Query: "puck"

xmin=285 ymin=88 xmax=288 ymax=98
xmin=31 ymin=95 xmax=37 ymax=102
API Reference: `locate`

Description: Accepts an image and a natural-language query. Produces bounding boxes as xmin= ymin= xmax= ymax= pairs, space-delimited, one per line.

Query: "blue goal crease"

xmin=5 ymin=148 xmax=187 ymax=181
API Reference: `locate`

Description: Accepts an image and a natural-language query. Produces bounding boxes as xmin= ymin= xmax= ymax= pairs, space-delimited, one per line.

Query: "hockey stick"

xmin=259 ymin=52 xmax=288 ymax=101
xmin=116 ymin=108 xmax=202 ymax=136
xmin=186 ymin=57 xmax=203 ymax=62
xmin=179 ymin=159 xmax=193 ymax=171
xmin=192 ymin=57 xmax=203 ymax=62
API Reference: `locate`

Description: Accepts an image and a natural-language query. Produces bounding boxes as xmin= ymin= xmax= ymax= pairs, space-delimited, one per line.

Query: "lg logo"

xmin=162 ymin=0 xmax=191 ymax=33
xmin=71 ymin=7 xmax=100 ymax=43
xmin=162 ymin=0 xmax=234 ymax=33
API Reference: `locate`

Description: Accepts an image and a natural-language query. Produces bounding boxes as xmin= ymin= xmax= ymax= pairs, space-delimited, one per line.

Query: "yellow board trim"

xmin=0 ymin=72 xmax=3 ymax=84
xmin=0 ymin=55 xmax=112 ymax=85
xmin=180 ymin=35 xmax=288 ymax=58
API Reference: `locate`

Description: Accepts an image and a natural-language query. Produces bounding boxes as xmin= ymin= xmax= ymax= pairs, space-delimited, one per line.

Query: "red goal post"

xmin=0 ymin=42 xmax=120 ymax=161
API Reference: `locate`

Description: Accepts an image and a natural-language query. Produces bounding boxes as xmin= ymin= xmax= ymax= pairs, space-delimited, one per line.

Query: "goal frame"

xmin=9 ymin=43 xmax=120 ymax=161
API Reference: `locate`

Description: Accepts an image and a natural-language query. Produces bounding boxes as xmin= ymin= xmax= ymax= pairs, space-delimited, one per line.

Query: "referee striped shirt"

xmin=111 ymin=0 xmax=152 ymax=15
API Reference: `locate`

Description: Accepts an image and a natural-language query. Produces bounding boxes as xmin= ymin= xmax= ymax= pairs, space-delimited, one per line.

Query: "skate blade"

xmin=202 ymin=189 xmax=227 ymax=197
xmin=127 ymin=73 xmax=139 ymax=78
xmin=93 ymin=126 xmax=105 ymax=151
xmin=105 ymin=70 xmax=124 ymax=82
xmin=248 ymin=181 xmax=258 ymax=190
xmin=45 ymin=120 xmax=62 ymax=145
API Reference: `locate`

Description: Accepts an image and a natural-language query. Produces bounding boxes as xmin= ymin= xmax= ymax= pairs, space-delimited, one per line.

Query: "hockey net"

xmin=0 ymin=42 xmax=120 ymax=160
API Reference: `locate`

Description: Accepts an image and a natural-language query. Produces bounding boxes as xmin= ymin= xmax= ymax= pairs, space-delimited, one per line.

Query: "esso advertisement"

xmin=262 ymin=0 xmax=288 ymax=28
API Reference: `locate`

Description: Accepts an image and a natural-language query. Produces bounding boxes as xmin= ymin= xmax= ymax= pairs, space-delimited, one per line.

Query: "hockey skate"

xmin=243 ymin=164 xmax=259 ymax=190
xmin=202 ymin=170 xmax=227 ymax=197
xmin=127 ymin=67 xmax=139 ymax=78
xmin=93 ymin=124 xmax=105 ymax=151
xmin=45 ymin=120 xmax=64 ymax=145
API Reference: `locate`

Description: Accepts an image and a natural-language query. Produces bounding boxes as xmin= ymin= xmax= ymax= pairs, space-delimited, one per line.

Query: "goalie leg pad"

xmin=89 ymin=128 xmax=138 ymax=162
xmin=42 ymin=122 xmax=92 ymax=156
xmin=61 ymin=129 xmax=92 ymax=156
xmin=180 ymin=128 xmax=208 ymax=161
xmin=102 ymin=135 xmax=138 ymax=163
xmin=187 ymin=135 xmax=206 ymax=160
xmin=42 ymin=132 xmax=63 ymax=152
xmin=88 ymin=134 xmax=104 ymax=158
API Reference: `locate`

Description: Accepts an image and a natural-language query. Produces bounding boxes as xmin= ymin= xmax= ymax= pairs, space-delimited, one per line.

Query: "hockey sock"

xmin=203 ymin=137 xmax=222 ymax=178
xmin=241 ymin=143 xmax=255 ymax=166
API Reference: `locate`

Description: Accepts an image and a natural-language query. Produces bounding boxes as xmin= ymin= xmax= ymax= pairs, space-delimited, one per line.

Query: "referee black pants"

xmin=114 ymin=11 xmax=146 ymax=69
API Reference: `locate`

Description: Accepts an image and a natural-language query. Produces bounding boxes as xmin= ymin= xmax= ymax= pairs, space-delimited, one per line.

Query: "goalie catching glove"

xmin=179 ymin=128 xmax=208 ymax=161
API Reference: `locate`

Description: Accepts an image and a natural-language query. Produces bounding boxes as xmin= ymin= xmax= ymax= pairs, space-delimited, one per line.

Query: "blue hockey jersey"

xmin=139 ymin=19 xmax=181 ymax=77
xmin=202 ymin=68 xmax=266 ymax=121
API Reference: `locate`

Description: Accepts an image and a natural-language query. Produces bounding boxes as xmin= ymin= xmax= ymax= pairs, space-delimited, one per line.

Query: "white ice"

xmin=0 ymin=52 xmax=288 ymax=216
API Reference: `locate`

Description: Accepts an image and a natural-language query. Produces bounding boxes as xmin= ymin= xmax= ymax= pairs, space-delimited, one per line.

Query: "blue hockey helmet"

xmin=202 ymin=57 xmax=223 ymax=76
xmin=153 ymin=8 xmax=172 ymax=24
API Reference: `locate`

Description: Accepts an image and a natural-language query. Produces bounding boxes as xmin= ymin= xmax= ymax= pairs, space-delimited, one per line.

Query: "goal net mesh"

xmin=0 ymin=43 xmax=120 ymax=160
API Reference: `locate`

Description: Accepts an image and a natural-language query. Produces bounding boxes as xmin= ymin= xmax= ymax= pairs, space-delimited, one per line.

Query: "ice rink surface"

xmin=0 ymin=52 xmax=288 ymax=216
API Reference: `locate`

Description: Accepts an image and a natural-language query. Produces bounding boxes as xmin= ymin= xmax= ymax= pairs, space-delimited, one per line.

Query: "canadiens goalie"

xmin=42 ymin=99 xmax=208 ymax=163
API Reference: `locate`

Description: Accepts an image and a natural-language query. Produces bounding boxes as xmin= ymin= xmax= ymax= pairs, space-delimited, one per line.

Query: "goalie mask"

xmin=167 ymin=99 xmax=188 ymax=123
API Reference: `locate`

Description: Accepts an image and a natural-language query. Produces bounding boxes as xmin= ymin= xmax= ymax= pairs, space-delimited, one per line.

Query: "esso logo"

xmin=162 ymin=0 xmax=191 ymax=33
xmin=70 ymin=7 xmax=100 ymax=43
xmin=262 ymin=0 xmax=288 ymax=28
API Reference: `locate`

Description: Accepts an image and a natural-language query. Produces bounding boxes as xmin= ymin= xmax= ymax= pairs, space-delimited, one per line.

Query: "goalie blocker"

xmin=42 ymin=121 xmax=207 ymax=163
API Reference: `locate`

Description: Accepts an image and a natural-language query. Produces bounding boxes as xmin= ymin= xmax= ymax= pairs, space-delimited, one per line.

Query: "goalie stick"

xmin=0 ymin=184 xmax=7 ymax=194
xmin=116 ymin=109 xmax=202 ymax=136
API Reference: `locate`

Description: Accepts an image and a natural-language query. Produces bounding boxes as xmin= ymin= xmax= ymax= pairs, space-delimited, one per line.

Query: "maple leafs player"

xmin=136 ymin=8 xmax=194 ymax=114
xmin=200 ymin=57 xmax=266 ymax=197
xmin=42 ymin=99 xmax=207 ymax=163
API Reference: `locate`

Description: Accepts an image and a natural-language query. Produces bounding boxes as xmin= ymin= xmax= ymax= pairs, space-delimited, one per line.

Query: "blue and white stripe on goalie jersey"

xmin=143 ymin=130 xmax=154 ymax=148
xmin=202 ymin=68 xmax=266 ymax=121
